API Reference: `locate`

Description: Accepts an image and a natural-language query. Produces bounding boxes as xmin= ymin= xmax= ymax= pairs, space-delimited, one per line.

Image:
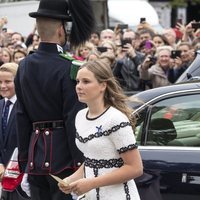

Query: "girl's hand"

xmin=58 ymin=181 xmax=72 ymax=194
xmin=70 ymin=178 xmax=94 ymax=196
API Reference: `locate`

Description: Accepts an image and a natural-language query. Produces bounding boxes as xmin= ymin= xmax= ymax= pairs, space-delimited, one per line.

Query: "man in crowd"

xmin=113 ymin=30 xmax=145 ymax=91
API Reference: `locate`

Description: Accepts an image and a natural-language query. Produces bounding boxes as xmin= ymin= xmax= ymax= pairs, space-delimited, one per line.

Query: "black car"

xmin=131 ymin=81 xmax=200 ymax=200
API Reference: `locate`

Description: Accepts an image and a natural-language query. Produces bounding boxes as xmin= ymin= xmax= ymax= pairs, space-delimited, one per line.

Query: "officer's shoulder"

xmin=59 ymin=52 xmax=86 ymax=80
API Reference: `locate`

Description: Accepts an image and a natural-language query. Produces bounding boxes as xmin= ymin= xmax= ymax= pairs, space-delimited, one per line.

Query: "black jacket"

xmin=14 ymin=42 xmax=85 ymax=175
xmin=0 ymin=99 xmax=17 ymax=166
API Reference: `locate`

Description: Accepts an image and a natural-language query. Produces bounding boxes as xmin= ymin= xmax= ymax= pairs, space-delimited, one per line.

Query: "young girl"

xmin=59 ymin=59 xmax=143 ymax=200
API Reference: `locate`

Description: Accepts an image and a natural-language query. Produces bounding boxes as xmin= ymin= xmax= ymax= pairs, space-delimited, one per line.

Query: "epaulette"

xmin=60 ymin=52 xmax=85 ymax=80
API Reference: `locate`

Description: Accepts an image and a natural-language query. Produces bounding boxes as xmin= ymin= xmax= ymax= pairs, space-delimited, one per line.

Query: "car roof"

xmin=133 ymin=81 xmax=200 ymax=103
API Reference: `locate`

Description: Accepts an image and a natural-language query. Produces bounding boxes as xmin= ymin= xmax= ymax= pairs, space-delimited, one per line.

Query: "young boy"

xmin=0 ymin=62 xmax=18 ymax=179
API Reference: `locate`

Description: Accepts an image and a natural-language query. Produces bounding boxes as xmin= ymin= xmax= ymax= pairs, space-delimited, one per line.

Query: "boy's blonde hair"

xmin=0 ymin=62 xmax=19 ymax=77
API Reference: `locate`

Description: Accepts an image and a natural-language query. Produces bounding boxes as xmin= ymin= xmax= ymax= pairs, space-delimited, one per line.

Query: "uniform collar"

xmin=38 ymin=42 xmax=64 ymax=54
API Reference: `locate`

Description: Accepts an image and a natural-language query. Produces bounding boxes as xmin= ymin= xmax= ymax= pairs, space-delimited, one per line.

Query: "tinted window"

xmin=135 ymin=94 xmax=200 ymax=147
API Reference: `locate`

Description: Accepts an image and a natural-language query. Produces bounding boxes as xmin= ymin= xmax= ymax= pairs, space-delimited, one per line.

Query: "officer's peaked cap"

xmin=29 ymin=0 xmax=71 ymax=21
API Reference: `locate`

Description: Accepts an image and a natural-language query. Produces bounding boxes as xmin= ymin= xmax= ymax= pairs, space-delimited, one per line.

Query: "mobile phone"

xmin=145 ymin=40 xmax=152 ymax=49
xmin=140 ymin=17 xmax=146 ymax=23
xmin=97 ymin=46 xmax=108 ymax=53
xmin=118 ymin=24 xmax=128 ymax=29
xmin=171 ymin=50 xmax=181 ymax=59
xmin=121 ymin=38 xmax=132 ymax=47
xmin=177 ymin=19 xmax=182 ymax=24
xmin=2 ymin=27 xmax=7 ymax=32
xmin=191 ymin=22 xmax=200 ymax=30
xmin=149 ymin=56 xmax=157 ymax=64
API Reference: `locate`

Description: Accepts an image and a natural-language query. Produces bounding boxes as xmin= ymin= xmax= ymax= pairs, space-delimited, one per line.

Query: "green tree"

xmin=171 ymin=0 xmax=200 ymax=7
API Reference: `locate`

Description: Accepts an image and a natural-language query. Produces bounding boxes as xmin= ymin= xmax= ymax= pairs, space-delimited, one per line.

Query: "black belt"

xmin=33 ymin=120 xmax=64 ymax=131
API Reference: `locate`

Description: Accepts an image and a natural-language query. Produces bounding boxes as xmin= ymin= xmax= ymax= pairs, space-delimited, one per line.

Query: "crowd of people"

xmin=0 ymin=0 xmax=200 ymax=199
xmin=0 ymin=16 xmax=199 ymax=92
xmin=0 ymin=18 xmax=200 ymax=94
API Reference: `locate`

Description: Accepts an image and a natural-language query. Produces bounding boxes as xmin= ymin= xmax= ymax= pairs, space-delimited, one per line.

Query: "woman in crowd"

xmin=75 ymin=41 xmax=95 ymax=61
xmin=168 ymin=42 xmax=195 ymax=83
xmin=1 ymin=47 xmax=12 ymax=63
xmin=13 ymin=49 xmax=27 ymax=64
xmin=152 ymin=34 xmax=170 ymax=48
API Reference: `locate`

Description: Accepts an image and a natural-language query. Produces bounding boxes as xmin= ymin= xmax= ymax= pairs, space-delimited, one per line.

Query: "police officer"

xmin=14 ymin=0 xmax=95 ymax=199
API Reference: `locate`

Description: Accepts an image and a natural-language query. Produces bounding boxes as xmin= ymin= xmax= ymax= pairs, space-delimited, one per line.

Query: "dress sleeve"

xmin=109 ymin=112 xmax=138 ymax=154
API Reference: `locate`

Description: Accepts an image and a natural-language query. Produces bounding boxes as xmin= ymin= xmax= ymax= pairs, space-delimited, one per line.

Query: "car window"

xmin=135 ymin=94 xmax=200 ymax=147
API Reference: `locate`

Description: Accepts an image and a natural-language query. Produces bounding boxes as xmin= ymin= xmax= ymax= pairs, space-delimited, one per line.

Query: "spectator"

xmin=75 ymin=41 xmax=95 ymax=61
xmin=100 ymin=29 xmax=116 ymax=43
xmin=138 ymin=40 xmax=156 ymax=57
xmin=168 ymin=42 xmax=195 ymax=83
xmin=152 ymin=34 xmax=170 ymax=48
xmin=1 ymin=47 xmax=12 ymax=63
xmin=176 ymin=21 xmax=195 ymax=43
xmin=98 ymin=40 xmax=117 ymax=68
xmin=138 ymin=45 xmax=173 ymax=89
xmin=192 ymin=37 xmax=200 ymax=51
xmin=138 ymin=28 xmax=155 ymax=43
xmin=89 ymin=31 xmax=100 ymax=47
xmin=0 ymin=16 xmax=8 ymax=47
xmin=13 ymin=49 xmax=27 ymax=64
xmin=25 ymin=24 xmax=40 ymax=48
xmin=113 ymin=30 xmax=145 ymax=91
xmin=11 ymin=32 xmax=24 ymax=45
xmin=163 ymin=28 xmax=177 ymax=48
xmin=11 ymin=32 xmax=27 ymax=49
xmin=6 ymin=42 xmax=15 ymax=55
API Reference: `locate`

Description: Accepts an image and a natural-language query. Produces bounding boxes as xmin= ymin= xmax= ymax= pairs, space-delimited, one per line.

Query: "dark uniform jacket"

xmin=14 ymin=42 xmax=85 ymax=175
xmin=0 ymin=99 xmax=17 ymax=166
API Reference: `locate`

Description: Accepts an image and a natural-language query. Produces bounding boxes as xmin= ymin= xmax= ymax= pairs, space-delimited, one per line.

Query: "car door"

xmin=135 ymin=91 xmax=200 ymax=200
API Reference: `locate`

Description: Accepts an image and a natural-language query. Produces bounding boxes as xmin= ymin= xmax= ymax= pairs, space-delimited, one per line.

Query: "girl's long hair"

xmin=80 ymin=59 xmax=137 ymax=129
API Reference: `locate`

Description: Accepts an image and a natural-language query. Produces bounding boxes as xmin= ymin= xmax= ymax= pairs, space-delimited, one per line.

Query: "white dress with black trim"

xmin=75 ymin=106 xmax=140 ymax=200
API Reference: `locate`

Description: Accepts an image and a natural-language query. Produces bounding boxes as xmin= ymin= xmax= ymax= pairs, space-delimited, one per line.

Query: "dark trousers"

xmin=28 ymin=170 xmax=74 ymax=200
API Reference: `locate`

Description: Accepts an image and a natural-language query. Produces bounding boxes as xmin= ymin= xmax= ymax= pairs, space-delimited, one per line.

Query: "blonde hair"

xmin=0 ymin=62 xmax=18 ymax=76
xmin=101 ymin=40 xmax=117 ymax=52
xmin=80 ymin=59 xmax=136 ymax=129
xmin=76 ymin=41 xmax=95 ymax=57
xmin=155 ymin=45 xmax=173 ymax=57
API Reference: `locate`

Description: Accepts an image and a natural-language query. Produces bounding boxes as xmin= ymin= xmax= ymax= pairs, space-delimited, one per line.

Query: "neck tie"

xmin=2 ymin=100 xmax=12 ymax=138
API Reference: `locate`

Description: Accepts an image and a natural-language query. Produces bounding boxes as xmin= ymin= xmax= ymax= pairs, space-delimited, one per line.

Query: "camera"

xmin=118 ymin=24 xmax=128 ymax=29
xmin=191 ymin=22 xmax=200 ymax=30
xmin=176 ymin=19 xmax=182 ymax=24
xmin=149 ymin=56 xmax=157 ymax=64
xmin=121 ymin=38 xmax=132 ymax=47
xmin=171 ymin=50 xmax=181 ymax=59
xmin=97 ymin=47 xmax=108 ymax=53
xmin=145 ymin=40 xmax=153 ymax=49
xmin=140 ymin=17 xmax=146 ymax=23
xmin=2 ymin=27 xmax=7 ymax=32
